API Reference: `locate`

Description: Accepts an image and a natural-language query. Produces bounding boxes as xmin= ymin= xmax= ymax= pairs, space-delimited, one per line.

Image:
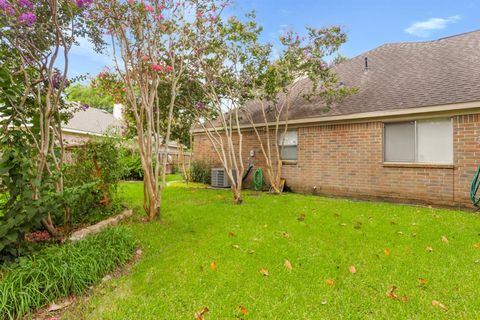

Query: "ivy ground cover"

xmin=66 ymin=182 xmax=480 ymax=319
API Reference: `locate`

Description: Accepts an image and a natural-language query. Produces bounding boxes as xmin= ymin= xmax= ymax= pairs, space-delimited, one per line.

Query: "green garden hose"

xmin=470 ymin=166 xmax=480 ymax=207
xmin=253 ymin=168 xmax=263 ymax=191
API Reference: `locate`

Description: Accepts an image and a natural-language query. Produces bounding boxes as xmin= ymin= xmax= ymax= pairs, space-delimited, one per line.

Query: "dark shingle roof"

xmin=242 ymin=30 xmax=480 ymax=124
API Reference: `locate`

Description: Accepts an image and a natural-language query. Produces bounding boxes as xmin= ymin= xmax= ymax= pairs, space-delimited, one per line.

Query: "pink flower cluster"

xmin=51 ymin=68 xmax=70 ymax=89
xmin=152 ymin=63 xmax=173 ymax=73
xmin=18 ymin=11 xmax=35 ymax=26
xmin=18 ymin=0 xmax=32 ymax=9
xmin=1 ymin=0 xmax=37 ymax=26
xmin=145 ymin=3 xmax=154 ymax=12
xmin=0 ymin=0 xmax=15 ymax=15
xmin=75 ymin=0 xmax=92 ymax=8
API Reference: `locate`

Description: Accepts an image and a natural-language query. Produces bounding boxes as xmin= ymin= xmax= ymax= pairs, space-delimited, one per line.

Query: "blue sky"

xmin=69 ymin=0 xmax=479 ymax=80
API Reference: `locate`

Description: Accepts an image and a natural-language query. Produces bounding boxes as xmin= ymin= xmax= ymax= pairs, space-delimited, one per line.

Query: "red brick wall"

xmin=193 ymin=114 xmax=480 ymax=207
xmin=453 ymin=114 xmax=480 ymax=205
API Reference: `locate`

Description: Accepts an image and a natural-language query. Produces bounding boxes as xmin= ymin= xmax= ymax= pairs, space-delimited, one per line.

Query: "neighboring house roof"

xmin=235 ymin=30 xmax=480 ymax=126
xmin=62 ymin=106 xmax=122 ymax=135
xmin=63 ymin=105 xmax=186 ymax=149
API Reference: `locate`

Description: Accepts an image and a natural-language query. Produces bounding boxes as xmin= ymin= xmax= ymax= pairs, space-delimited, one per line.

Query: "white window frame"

xmin=383 ymin=118 xmax=453 ymax=164
xmin=278 ymin=129 xmax=298 ymax=161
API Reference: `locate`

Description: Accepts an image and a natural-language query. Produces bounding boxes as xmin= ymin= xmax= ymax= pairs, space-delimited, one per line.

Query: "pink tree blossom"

xmin=18 ymin=11 xmax=36 ymax=26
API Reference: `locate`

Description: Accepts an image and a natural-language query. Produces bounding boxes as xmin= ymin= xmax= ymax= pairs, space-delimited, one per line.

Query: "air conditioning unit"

xmin=211 ymin=168 xmax=236 ymax=188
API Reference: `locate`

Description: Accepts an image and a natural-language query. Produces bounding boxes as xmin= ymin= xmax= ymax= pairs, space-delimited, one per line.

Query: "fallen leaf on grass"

xmin=417 ymin=278 xmax=428 ymax=285
xmin=384 ymin=248 xmax=391 ymax=256
xmin=248 ymin=250 xmax=255 ymax=254
xmin=282 ymin=232 xmax=290 ymax=238
xmin=228 ymin=231 xmax=236 ymax=237
xmin=284 ymin=260 xmax=293 ymax=271
xmin=47 ymin=297 xmax=74 ymax=312
xmin=386 ymin=286 xmax=398 ymax=299
xmin=340 ymin=223 xmax=347 ymax=227
xmin=297 ymin=213 xmax=305 ymax=221
xmin=210 ymin=261 xmax=217 ymax=271
xmin=441 ymin=236 xmax=449 ymax=244
xmin=195 ymin=307 xmax=209 ymax=320
xmin=232 ymin=244 xmax=240 ymax=249
xmin=402 ymin=295 xmax=408 ymax=304
xmin=474 ymin=243 xmax=480 ymax=249
xmin=237 ymin=305 xmax=248 ymax=315
xmin=425 ymin=246 xmax=433 ymax=252
xmin=260 ymin=268 xmax=269 ymax=276
xmin=325 ymin=279 xmax=335 ymax=286
xmin=432 ymin=300 xmax=448 ymax=311
xmin=348 ymin=265 xmax=357 ymax=274
xmin=102 ymin=274 xmax=112 ymax=282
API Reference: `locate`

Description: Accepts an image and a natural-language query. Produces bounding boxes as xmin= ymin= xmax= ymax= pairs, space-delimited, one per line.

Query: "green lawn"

xmin=66 ymin=182 xmax=480 ymax=319
xmin=165 ymin=173 xmax=183 ymax=182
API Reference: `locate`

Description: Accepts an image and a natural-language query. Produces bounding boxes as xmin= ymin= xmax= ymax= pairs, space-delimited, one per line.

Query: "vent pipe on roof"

xmin=364 ymin=57 xmax=368 ymax=71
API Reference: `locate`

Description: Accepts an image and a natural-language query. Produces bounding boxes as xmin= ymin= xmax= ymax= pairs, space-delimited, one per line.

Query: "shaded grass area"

xmin=67 ymin=182 xmax=480 ymax=319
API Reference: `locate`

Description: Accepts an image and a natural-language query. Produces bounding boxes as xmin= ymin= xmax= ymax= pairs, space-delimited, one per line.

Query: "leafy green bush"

xmin=64 ymin=136 xmax=124 ymax=225
xmin=0 ymin=193 xmax=6 ymax=217
xmin=188 ymin=160 xmax=211 ymax=184
xmin=118 ymin=148 xmax=144 ymax=181
xmin=0 ymin=227 xmax=136 ymax=319
xmin=0 ymin=132 xmax=60 ymax=260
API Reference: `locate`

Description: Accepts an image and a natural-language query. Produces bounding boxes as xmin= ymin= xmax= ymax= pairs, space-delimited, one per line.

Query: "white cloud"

xmin=405 ymin=15 xmax=461 ymax=37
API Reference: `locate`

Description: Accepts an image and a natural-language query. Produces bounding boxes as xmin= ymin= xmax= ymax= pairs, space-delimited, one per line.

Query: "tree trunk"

xmin=233 ymin=190 xmax=243 ymax=204
xmin=92 ymin=156 xmax=110 ymax=206
xmin=148 ymin=202 xmax=160 ymax=221
xmin=41 ymin=218 xmax=58 ymax=237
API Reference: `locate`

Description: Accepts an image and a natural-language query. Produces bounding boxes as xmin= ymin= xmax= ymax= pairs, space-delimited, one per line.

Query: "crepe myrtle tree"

xmin=242 ymin=27 xmax=357 ymax=194
xmin=91 ymin=0 xmax=223 ymax=219
xmin=0 ymin=0 xmax=103 ymax=235
xmin=191 ymin=11 xmax=270 ymax=204
xmin=91 ymin=68 xmax=203 ymax=181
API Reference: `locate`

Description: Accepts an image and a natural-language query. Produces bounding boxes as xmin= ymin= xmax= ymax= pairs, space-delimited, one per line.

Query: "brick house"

xmin=192 ymin=30 xmax=480 ymax=208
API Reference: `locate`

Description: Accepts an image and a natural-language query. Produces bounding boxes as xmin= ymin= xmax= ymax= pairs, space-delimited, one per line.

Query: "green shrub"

xmin=118 ymin=148 xmax=144 ymax=181
xmin=0 ymin=193 xmax=6 ymax=217
xmin=0 ymin=227 xmax=136 ymax=319
xmin=188 ymin=160 xmax=211 ymax=184
xmin=64 ymin=136 xmax=124 ymax=225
